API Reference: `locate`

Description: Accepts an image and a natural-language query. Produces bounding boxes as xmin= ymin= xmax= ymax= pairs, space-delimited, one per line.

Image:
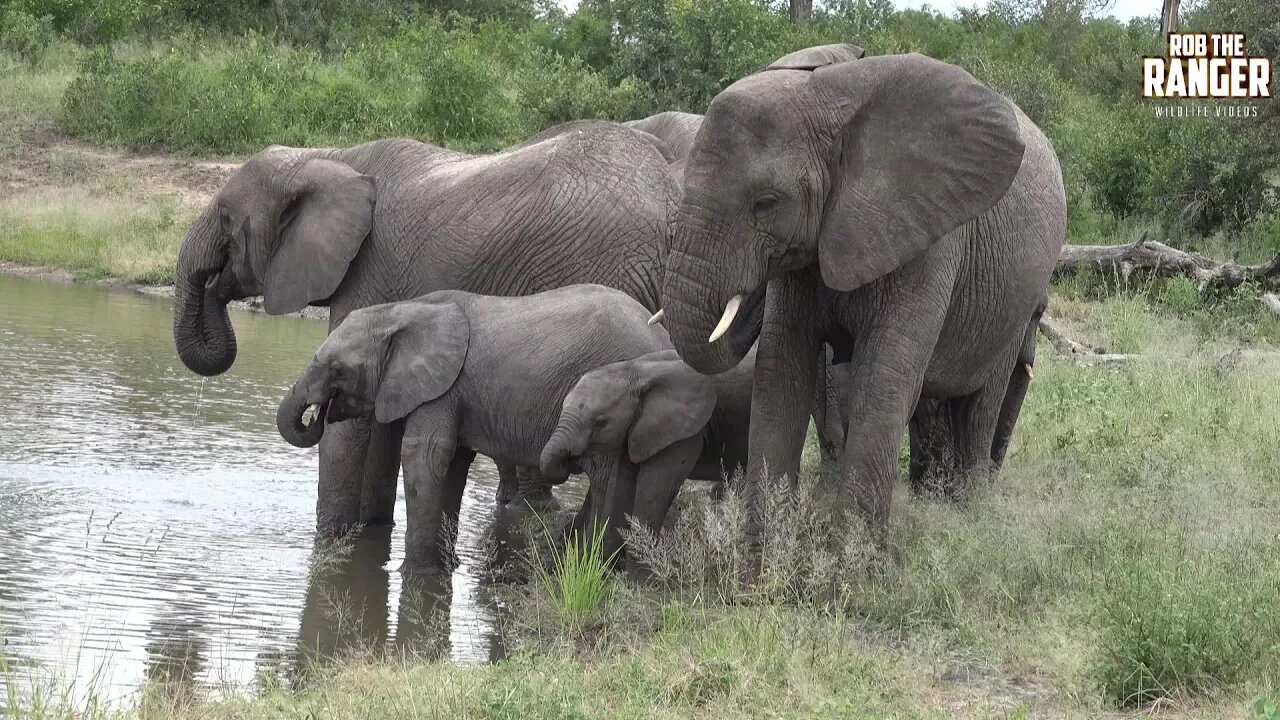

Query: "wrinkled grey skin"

xmin=542 ymin=345 xmax=756 ymax=555
xmin=660 ymin=50 xmax=1067 ymax=538
xmin=175 ymin=125 xmax=677 ymax=535
xmin=623 ymin=112 xmax=704 ymax=171
xmin=276 ymin=285 xmax=671 ymax=574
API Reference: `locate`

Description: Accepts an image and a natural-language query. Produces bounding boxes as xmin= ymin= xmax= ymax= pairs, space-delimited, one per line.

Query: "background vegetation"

xmin=1 ymin=0 xmax=1277 ymax=248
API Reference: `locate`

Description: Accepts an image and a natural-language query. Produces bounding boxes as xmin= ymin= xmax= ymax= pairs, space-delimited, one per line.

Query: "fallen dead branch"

xmin=1056 ymin=235 xmax=1280 ymax=292
xmin=1263 ymin=293 xmax=1280 ymax=318
xmin=1037 ymin=315 xmax=1137 ymax=366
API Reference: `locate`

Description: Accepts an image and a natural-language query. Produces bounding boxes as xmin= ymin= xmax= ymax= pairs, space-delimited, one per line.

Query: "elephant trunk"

xmin=540 ymin=411 xmax=589 ymax=477
xmin=277 ymin=382 xmax=327 ymax=448
xmin=173 ymin=211 xmax=238 ymax=376
xmin=662 ymin=224 xmax=750 ymax=375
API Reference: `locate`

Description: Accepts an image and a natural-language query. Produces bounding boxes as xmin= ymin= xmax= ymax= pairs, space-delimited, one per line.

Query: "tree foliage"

xmin=3 ymin=0 xmax=1276 ymax=240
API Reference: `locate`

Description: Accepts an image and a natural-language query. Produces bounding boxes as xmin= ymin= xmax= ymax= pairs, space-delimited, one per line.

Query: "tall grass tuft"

xmin=529 ymin=520 xmax=616 ymax=633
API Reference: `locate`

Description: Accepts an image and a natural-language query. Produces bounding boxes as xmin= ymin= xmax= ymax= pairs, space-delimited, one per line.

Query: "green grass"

xmin=529 ymin=520 xmax=617 ymax=634
xmin=0 ymin=191 xmax=192 ymax=284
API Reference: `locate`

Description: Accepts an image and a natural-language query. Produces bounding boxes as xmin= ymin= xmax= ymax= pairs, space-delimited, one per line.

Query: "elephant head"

xmin=765 ymin=42 xmax=865 ymax=70
xmin=540 ymin=350 xmax=717 ymax=476
xmin=174 ymin=147 xmax=376 ymax=376
xmin=276 ymin=299 xmax=469 ymax=448
xmin=660 ymin=52 xmax=1026 ymax=373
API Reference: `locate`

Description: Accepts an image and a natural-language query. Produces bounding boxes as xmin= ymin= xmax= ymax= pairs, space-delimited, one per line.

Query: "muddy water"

xmin=0 ymin=275 xmax=556 ymax=704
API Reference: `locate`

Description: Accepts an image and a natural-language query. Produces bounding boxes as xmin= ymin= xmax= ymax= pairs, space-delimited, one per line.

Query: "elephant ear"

xmin=767 ymin=43 xmax=865 ymax=71
xmin=628 ymin=353 xmax=718 ymax=463
xmin=374 ymin=301 xmax=470 ymax=424
xmin=810 ymin=54 xmax=1025 ymax=292
xmin=263 ymin=158 xmax=376 ymax=315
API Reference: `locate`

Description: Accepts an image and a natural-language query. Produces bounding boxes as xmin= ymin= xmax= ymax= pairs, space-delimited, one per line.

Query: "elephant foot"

xmin=506 ymin=489 xmax=561 ymax=513
xmin=315 ymin=515 xmax=365 ymax=538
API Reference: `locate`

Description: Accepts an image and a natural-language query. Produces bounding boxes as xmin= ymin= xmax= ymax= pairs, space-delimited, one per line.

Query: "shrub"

xmin=1093 ymin=525 xmax=1280 ymax=706
xmin=57 ymin=17 xmax=649 ymax=153
xmin=0 ymin=8 xmax=54 ymax=63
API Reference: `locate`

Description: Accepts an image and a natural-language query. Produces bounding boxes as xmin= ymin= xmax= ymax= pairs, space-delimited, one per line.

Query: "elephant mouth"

xmin=202 ymin=267 xmax=242 ymax=304
xmin=722 ymin=285 xmax=767 ymax=358
xmin=301 ymin=398 xmax=331 ymax=428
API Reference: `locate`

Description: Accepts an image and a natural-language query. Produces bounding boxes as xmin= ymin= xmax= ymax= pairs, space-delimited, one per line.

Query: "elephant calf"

xmin=276 ymin=284 xmax=699 ymax=575
xmin=541 ymin=345 xmax=756 ymax=561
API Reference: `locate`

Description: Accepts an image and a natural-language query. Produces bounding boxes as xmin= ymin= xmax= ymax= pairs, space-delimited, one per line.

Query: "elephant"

xmin=494 ymin=463 xmax=567 ymax=510
xmin=173 ymin=125 xmax=679 ymax=535
xmin=275 ymin=284 xmax=682 ymax=574
xmin=540 ymin=345 xmax=756 ymax=556
xmin=656 ymin=48 xmax=1067 ymax=538
xmin=622 ymin=112 xmax=704 ymax=170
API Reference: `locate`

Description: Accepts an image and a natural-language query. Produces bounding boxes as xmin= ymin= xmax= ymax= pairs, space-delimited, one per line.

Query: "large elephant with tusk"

xmin=653 ymin=46 xmax=1067 ymax=539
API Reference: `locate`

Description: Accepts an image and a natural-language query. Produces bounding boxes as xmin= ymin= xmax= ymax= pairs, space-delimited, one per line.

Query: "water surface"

xmin=0 ymin=275 xmax=545 ymax=704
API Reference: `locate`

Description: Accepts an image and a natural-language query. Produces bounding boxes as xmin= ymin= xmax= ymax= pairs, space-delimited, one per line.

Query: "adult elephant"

xmin=623 ymin=112 xmax=703 ymax=170
xmin=657 ymin=49 xmax=1067 ymax=537
xmin=173 ymin=125 xmax=677 ymax=535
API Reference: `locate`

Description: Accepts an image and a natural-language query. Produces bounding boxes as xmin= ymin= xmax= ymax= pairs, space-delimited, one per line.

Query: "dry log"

xmin=1264 ymin=293 xmax=1280 ymax=318
xmin=1037 ymin=315 xmax=1137 ymax=366
xmin=1055 ymin=236 xmax=1280 ymax=291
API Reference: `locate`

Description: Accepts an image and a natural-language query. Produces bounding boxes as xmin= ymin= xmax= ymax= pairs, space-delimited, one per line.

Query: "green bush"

xmin=58 ymin=17 xmax=649 ymax=153
xmin=0 ymin=8 xmax=54 ymax=63
xmin=9 ymin=0 xmax=142 ymax=44
xmin=41 ymin=0 xmax=1280 ymax=242
xmin=1093 ymin=525 xmax=1280 ymax=706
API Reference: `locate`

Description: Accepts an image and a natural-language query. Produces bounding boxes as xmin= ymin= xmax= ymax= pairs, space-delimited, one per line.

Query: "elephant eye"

xmin=751 ymin=195 xmax=780 ymax=217
xmin=219 ymin=206 xmax=233 ymax=233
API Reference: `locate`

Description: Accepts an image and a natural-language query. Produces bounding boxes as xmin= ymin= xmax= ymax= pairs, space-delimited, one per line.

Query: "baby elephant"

xmin=541 ymin=345 xmax=756 ymax=556
xmin=275 ymin=284 xmax=680 ymax=575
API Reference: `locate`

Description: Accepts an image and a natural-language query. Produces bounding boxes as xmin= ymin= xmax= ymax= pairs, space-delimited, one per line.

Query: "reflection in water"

xmin=0 ymin=275 xmax=568 ymax=700
xmin=297 ymin=528 xmax=393 ymax=675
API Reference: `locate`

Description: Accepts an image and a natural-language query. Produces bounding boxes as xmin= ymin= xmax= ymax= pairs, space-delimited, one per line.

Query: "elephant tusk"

xmin=708 ymin=294 xmax=742 ymax=343
xmin=302 ymin=403 xmax=322 ymax=427
xmin=1024 ymin=363 xmax=1034 ymax=380
xmin=647 ymin=309 xmax=665 ymax=326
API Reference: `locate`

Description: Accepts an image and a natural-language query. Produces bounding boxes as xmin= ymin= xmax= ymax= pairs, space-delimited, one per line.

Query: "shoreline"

xmin=0 ymin=261 xmax=331 ymax=322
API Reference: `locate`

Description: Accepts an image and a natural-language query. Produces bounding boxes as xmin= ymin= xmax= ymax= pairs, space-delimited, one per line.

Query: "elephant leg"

xmin=837 ymin=275 xmax=955 ymax=539
xmin=812 ymin=344 xmax=834 ymax=460
xmin=513 ymin=467 xmax=561 ymax=512
xmin=361 ymin=419 xmax=404 ymax=526
xmin=564 ymin=455 xmax=632 ymax=564
xmin=908 ymin=397 xmax=952 ymax=496
xmin=399 ymin=405 xmax=469 ymax=575
xmin=745 ymin=272 xmax=824 ymax=502
xmin=316 ymin=419 xmax=371 ymax=535
xmin=599 ymin=456 xmax=639 ymax=563
xmin=633 ymin=436 xmax=702 ymax=535
xmin=495 ymin=462 xmax=518 ymax=506
xmin=909 ymin=360 xmax=1015 ymax=501
xmin=991 ymin=308 xmax=1042 ymax=469
xmin=316 ymin=418 xmax=403 ymax=534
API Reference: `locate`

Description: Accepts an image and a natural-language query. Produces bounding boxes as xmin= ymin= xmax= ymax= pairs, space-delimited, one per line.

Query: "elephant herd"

xmin=172 ymin=43 xmax=1066 ymax=574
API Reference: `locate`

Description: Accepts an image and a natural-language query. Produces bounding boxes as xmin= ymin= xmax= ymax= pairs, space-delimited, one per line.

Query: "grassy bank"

xmin=6 ymin=304 xmax=1280 ymax=718
xmin=0 ymin=47 xmax=222 ymax=285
